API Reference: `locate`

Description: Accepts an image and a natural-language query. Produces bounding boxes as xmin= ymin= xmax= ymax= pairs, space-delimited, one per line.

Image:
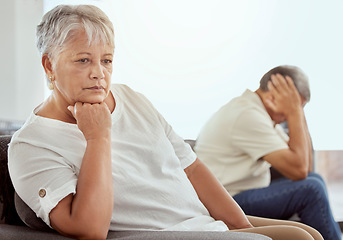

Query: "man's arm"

xmin=185 ymin=158 xmax=253 ymax=230
xmin=263 ymin=74 xmax=312 ymax=180
xmin=303 ymin=117 xmax=314 ymax=172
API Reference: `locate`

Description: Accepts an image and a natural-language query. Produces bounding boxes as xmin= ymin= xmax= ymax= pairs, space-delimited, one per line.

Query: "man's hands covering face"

xmin=265 ymin=73 xmax=303 ymax=119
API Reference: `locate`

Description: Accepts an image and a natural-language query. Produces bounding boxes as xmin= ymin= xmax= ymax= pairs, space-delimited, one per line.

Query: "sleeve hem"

xmin=39 ymin=182 xmax=77 ymax=227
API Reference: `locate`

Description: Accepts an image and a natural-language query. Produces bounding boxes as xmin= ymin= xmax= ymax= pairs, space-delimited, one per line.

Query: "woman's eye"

xmin=78 ymin=58 xmax=89 ymax=63
xmin=103 ymin=59 xmax=112 ymax=64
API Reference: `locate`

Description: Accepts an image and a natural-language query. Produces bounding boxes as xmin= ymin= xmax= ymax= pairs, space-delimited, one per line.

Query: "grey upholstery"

xmin=0 ymin=225 xmax=269 ymax=240
xmin=0 ymin=135 xmax=271 ymax=240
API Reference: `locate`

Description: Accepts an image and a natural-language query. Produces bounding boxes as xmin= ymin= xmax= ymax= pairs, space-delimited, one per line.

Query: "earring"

xmin=48 ymin=76 xmax=54 ymax=90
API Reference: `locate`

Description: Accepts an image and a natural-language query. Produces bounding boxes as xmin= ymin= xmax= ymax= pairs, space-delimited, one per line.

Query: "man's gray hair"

xmin=36 ymin=4 xmax=114 ymax=60
xmin=259 ymin=65 xmax=311 ymax=102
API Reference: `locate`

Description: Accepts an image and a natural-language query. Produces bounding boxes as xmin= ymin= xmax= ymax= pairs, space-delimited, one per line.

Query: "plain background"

xmin=2 ymin=0 xmax=343 ymax=151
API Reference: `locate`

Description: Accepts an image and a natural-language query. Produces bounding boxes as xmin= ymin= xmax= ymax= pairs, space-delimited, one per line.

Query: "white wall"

xmin=0 ymin=0 xmax=16 ymax=119
xmin=0 ymin=0 xmax=44 ymax=121
xmin=106 ymin=0 xmax=343 ymax=150
xmin=2 ymin=0 xmax=343 ymax=150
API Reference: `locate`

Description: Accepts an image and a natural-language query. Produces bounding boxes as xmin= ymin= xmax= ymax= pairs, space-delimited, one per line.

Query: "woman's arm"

xmin=49 ymin=102 xmax=113 ymax=239
xmin=185 ymin=158 xmax=253 ymax=230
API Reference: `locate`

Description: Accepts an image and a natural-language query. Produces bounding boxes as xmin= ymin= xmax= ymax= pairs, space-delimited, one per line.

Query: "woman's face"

xmin=52 ymin=32 xmax=114 ymax=106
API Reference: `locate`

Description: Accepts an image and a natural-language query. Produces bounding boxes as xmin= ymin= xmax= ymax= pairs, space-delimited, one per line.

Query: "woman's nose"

xmin=90 ymin=63 xmax=105 ymax=79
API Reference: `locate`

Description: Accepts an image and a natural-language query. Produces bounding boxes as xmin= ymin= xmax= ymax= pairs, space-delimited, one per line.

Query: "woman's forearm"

xmin=185 ymin=159 xmax=252 ymax=230
xmin=50 ymin=137 xmax=113 ymax=239
xmin=72 ymin=138 xmax=113 ymax=228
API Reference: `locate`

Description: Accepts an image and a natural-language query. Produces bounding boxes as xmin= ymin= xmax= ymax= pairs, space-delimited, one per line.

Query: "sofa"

xmin=0 ymin=135 xmax=270 ymax=240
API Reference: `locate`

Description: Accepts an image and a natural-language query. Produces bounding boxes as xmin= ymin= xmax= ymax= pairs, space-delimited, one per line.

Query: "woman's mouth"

xmin=86 ymin=85 xmax=105 ymax=91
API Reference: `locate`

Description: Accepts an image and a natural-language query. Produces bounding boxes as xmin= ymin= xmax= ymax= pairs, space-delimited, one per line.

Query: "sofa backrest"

xmin=0 ymin=135 xmax=24 ymax=225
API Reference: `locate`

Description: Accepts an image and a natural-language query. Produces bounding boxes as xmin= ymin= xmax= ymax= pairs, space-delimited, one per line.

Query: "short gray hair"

xmin=259 ymin=65 xmax=311 ymax=102
xmin=36 ymin=4 xmax=114 ymax=60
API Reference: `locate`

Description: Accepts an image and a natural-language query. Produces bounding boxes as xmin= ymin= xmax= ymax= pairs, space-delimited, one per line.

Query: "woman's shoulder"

xmin=111 ymin=84 xmax=149 ymax=103
xmin=111 ymin=83 xmax=137 ymax=96
xmin=110 ymin=83 xmax=157 ymax=115
xmin=10 ymin=112 xmax=79 ymax=147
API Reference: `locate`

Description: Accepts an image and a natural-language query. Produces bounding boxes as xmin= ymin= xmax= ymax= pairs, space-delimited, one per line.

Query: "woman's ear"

xmin=42 ymin=54 xmax=54 ymax=76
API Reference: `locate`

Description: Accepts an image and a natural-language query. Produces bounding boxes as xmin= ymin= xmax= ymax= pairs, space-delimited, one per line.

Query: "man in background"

xmin=195 ymin=65 xmax=341 ymax=240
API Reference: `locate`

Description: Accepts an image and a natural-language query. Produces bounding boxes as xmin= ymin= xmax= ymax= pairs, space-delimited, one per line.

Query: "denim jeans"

xmin=233 ymin=172 xmax=341 ymax=240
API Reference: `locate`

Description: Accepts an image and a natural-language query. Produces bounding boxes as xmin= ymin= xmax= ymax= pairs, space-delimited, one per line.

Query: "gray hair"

xmin=36 ymin=4 xmax=114 ymax=61
xmin=259 ymin=65 xmax=311 ymax=102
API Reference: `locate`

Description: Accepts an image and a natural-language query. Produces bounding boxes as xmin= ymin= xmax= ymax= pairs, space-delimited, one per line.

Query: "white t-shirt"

xmin=8 ymin=84 xmax=228 ymax=232
xmin=195 ymin=89 xmax=289 ymax=196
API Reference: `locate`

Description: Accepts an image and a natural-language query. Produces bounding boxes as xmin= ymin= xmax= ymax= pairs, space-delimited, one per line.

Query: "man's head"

xmin=257 ymin=65 xmax=310 ymax=123
xmin=259 ymin=65 xmax=310 ymax=102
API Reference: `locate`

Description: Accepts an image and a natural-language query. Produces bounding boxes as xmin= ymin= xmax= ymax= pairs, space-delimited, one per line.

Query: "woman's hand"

xmin=68 ymin=102 xmax=111 ymax=141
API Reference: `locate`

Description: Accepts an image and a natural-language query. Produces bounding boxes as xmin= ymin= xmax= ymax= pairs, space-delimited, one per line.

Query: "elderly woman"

xmin=8 ymin=5 xmax=323 ymax=240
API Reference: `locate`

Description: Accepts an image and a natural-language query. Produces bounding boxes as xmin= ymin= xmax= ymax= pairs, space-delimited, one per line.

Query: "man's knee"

xmin=301 ymin=175 xmax=328 ymax=200
xmin=308 ymin=172 xmax=325 ymax=183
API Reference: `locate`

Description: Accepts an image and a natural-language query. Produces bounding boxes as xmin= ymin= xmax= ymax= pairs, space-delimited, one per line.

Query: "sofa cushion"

xmin=14 ymin=192 xmax=54 ymax=232
xmin=0 ymin=224 xmax=69 ymax=240
xmin=106 ymin=231 xmax=271 ymax=240
xmin=0 ymin=225 xmax=271 ymax=240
